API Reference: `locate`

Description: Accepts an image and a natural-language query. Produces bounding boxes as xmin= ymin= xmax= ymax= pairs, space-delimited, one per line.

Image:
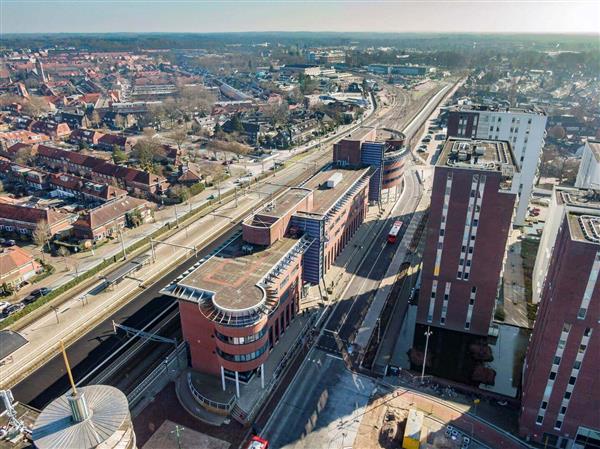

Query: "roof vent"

xmin=325 ymin=172 xmax=343 ymax=189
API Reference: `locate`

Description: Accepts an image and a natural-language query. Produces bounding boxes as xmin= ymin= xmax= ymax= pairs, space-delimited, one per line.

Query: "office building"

xmin=447 ymin=104 xmax=547 ymax=226
xmin=519 ymin=201 xmax=600 ymax=448
xmin=333 ymin=126 xmax=407 ymax=202
xmin=162 ymin=166 xmax=371 ymax=414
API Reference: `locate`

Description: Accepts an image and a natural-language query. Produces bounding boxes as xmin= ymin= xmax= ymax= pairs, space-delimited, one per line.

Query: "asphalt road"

xmin=263 ymin=349 xmax=376 ymax=449
xmin=316 ymin=168 xmax=421 ymax=355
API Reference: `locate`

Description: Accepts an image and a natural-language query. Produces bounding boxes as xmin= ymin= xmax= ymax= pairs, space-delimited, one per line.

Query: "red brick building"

xmin=162 ymin=166 xmax=372 ymax=418
xmin=519 ymin=207 xmax=600 ymax=448
xmin=36 ymin=145 xmax=168 ymax=196
xmin=413 ymin=138 xmax=518 ymax=383
xmin=72 ymin=196 xmax=152 ymax=241
xmin=0 ymin=203 xmax=75 ymax=237
xmin=0 ymin=246 xmax=42 ymax=288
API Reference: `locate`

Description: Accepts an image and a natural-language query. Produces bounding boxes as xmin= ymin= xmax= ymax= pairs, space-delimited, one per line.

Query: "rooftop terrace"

xmin=437 ymin=138 xmax=517 ymax=174
xmin=175 ymin=235 xmax=300 ymax=314
xmin=568 ymin=211 xmax=600 ymax=245
xmin=556 ymin=187 xmax=600 ymax=209
xmin=300 ymin=167 xmax=370 ymax=216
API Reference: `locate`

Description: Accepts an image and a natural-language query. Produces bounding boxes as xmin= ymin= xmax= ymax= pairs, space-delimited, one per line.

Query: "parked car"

xmin=1 ymin=303 xmax=24 ymax=317
xmin=2 ymin=240 xmax=16 ymax=247
xmin=0 ymin=301 xmax=10 ymax=312
xmin=21 ymin=295 xmax=39 ymax=305
xmin=207 ymin=194 xmax=216 ymax=200
xmin=30 ymin=287 xmax=52 ymax=298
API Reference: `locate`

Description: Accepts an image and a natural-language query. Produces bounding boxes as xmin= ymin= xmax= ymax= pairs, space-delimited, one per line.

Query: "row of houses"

xmin=0 ymin=195 xmax=153 ymax=243
xmin=0 ymin=159 xmax=128 ymax=203
xmin=1 ymin=144 xmax=169 ymax=196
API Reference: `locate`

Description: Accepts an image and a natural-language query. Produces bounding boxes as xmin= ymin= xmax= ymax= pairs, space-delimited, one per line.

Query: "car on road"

xmin=29 ymin=287 xmax=52 ymax=298
xmin=2 ymin=239 xmax=16 ymax=247
xmin=207 ymin=194 xmax=216 ymax=200
xmin=1 ymin=303 xmax=24 ymax=317
xmin=0 ymin=301 xmax=10 ymax=313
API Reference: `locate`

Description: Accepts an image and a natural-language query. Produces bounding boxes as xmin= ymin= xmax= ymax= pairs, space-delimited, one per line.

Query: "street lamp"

xmin=421 ymin=326 xmax=432 ymax=384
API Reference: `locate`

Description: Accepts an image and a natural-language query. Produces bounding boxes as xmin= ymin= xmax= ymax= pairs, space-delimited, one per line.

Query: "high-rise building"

xmin=519 ymin=200 xmax=600 ymax=448
xmin=575 ymin=139 xmax=600 ymax=189
xmin=447 ymin=104 xmax=547 ymax=226
xmin=532 ymin=187 xmax=600 ymax=304
xmin=412 ymin=138 xmax=518 ymax=382
xmin=417 ymin=137 xmax=518 ymax=334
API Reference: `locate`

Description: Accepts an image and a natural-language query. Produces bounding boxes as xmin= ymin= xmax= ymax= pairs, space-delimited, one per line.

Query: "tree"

xmin=548 ymin=125 xmax=566 ymax=140
xmin=57 ymin=246 xmax=70 ymax=270
xmin=132 ymin=138 xmax=165 ymax=171
xmin=112 ymin=146 xmax=127 ymax=164
xmin=114 ymin=114 xmax=125 ymax=130
xmin=33 ymin=220 xmax=51 ymax=262
xmin=21 ymin=96 xmax=50 ymax=117
xmin=168 ymin=126 xmax=188 ymax=152
xmin=90 ymin=110 xmax=101 ymax=128
xmin=262 ymin=103 xmax=289 ymax=126
xmin=14 ymin=146 xmax=33 ymax=165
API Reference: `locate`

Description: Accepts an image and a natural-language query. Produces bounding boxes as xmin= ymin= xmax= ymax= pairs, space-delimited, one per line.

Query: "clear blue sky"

xmin=1 ymin=0 xmax=598 ymax=34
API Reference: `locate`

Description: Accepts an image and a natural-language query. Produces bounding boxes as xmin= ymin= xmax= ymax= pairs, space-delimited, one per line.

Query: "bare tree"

xmin=57 ymin=246 xmax=70 ymax=271
xmin=132 ymin=138 xmax=166 ymax=171
xmin=90 ymin=110 xmax=101 ymax=128
xmin=114 ymin=114 xmax=126 ymax=130
xmin=22 ymin=96 xmax=50 ymax=118
xmin=168 ymin=127 xmax=188 ymax=152
xmin=32 ymin=220 xmax=51 ymax=262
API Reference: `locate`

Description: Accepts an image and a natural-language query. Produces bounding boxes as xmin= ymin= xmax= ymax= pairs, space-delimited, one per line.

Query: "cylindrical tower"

xmin=32 ymin=384 xmax=136 ymax=449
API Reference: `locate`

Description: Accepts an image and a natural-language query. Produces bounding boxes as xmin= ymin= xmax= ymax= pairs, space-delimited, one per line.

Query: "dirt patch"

xmin=354 ymin=394 xmax=408 ymax=449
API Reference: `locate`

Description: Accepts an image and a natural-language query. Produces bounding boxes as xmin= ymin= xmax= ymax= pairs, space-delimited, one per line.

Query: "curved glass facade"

xmin=216 ymin=341 xmax=269 ymax=363
xmin=215 ymin=327 xmax=267 ymax=345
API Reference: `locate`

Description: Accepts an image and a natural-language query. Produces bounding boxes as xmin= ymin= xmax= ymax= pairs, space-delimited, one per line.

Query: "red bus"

xmin=246 ymin=436 xmax=269 ymax=449
xmin=387 ymin=220 xmax=403 ymax=244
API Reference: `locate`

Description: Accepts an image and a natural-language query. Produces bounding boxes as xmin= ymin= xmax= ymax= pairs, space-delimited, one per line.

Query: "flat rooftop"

xmin=301 ymin=167 xmax=369 ymax=216
xmin=254 ymin=187 xmax=311 ymax=220
xmin=343 ymin=125 xmax=376 ymax=142
xmin=556 ymin=187 xmax=600 ymax=209
xmin=178 ymin=235 xmax=299 ymax=311
xmin=568 ymin=211 xmax=600 ymax=245
xmin=450 ymin=103 xmax=546 ymax=116
xmin=437 ymin=138 xmax=517 ymax=172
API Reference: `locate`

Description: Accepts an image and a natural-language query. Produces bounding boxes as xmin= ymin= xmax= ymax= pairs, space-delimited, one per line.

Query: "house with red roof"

xmin=72 ymin=196 xmax=153 ymax=241
xmin=0 ymin=203 xmax=75 ymax=237
xmin=0 ymin=246 xmax=42 ymax=288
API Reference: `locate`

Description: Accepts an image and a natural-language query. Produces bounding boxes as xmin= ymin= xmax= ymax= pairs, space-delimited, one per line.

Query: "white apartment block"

xmin=531 ymin=186 xmax=600 ymax=303
xmin=448 ymin=105 xmax=547 ymax=226
xmin=575 ymin=140 xmax=600 ymax=189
